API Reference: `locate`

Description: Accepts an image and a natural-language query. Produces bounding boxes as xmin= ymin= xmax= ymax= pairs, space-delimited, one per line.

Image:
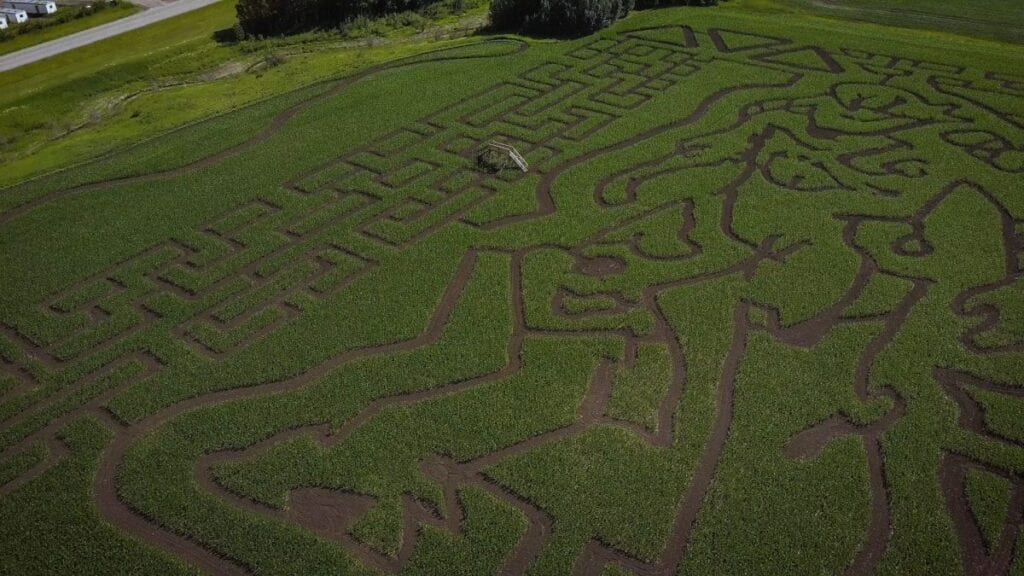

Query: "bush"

xmin=237 ymin=0 xmax=310 ymax=37
xmin=491 ymin=0 xmax=629 ymax=36
xmin=634 ymin=0 xmax=716 ymax=9
xmin=237 ymin=0 xmax=443 ymax=36
xmin=263 ymin=51 xmax=286 ymax=67
xmin=476 ymin=147 xmax=515 ymax=173
xmin=490 ymin=0 xmax=715 ymax=37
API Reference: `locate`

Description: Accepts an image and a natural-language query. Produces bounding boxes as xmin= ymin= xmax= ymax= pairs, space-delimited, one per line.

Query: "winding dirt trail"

xmin=89 ymin=250 xmax=483 ymax=575
xmin=2 ymin=23 xmax=1022 ymax=576
xmin=0 ymin=39 xmax=528 ymax=228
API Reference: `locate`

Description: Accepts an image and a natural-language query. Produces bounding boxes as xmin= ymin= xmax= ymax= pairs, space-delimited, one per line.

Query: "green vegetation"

xmin=488 ymin=0 xmax=635 ymax=37
xmin=0 ymin=1 xmax=139 ymax=57
xmin=489 ymin=0 xmax=715 ymax=36
xmin=235 ymin=0 xmax=480 ymax=37
xmin=0 ymin=0 xmax=489 ymax=189
xmin=608 ymin=343 xmax=672 ymax=431
xmin=0 ymin=419 xmax=196 ymax=575
xmin=0 ymin=0 xmax=239 ymax=186
xmin=742 ymin=0 xmax=1024 ymax=44
xmin=1 ymin=3 xmax=1024 ymax=576
xmin=964 ymin=468 xmax=1014 ymax=551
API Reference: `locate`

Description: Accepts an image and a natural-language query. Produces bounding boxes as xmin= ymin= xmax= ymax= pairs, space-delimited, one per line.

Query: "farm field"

xmin=761 ymin=0 xmax=1024 ymax=45
xmin=1 ymin=5 xmax=1024 ymax=576
xmin=0 ymin=0 xmax=1007 ymax=192
xmin=0 ymin=0 xmax=488 ymax=190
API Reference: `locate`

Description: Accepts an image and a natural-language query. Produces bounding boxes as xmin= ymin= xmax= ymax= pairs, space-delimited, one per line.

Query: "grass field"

xmin=0 ymin=2 xmax=141 ymax=57
xmin=0 ymin=0 xmax=1010 ymax=190
xmin=2 ymin=3 xmax=1024 ymax=576
xmin=761 ymin=0 xmax=1024 ymax=44
xmin=0 ymin=0 xmax=240 ymax=187
xmin=0 ymin=0 xmax=487 ymax=189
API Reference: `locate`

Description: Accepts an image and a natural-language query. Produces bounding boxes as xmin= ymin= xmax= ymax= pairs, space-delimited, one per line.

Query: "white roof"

xmin=0 ymin=7 xmax=27 ymax=13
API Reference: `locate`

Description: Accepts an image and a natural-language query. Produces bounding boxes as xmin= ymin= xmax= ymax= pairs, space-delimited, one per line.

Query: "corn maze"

xmin=1 ymin=13 xmax=1023 ymax=576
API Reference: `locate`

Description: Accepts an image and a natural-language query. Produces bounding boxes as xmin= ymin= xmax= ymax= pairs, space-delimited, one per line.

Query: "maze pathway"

xmin=1 ymin=18 xmax=1023 ymax=576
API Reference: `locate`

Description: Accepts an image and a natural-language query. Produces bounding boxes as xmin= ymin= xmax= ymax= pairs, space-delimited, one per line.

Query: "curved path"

xmin=0 ymin=38 xmax=528 ymax=226
xmin=2 ymin=23 xmax=1024 ymax=576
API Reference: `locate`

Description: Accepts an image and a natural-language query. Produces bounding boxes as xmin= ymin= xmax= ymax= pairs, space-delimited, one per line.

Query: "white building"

xmin=0 ymin=7 xmax=27 ymax=22
xmin=0 ymin=0 xmax=56 ymax=15
xmin=0 ymin=14 xmax=7 ymax=29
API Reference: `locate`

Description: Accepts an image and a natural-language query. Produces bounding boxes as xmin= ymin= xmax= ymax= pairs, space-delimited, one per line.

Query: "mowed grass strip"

xmin=0 ymin=2 xmax=141 ymax=57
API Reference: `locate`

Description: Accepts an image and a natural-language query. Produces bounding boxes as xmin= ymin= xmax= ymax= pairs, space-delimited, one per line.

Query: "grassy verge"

xmin=0 ymin=0 xmax=487 ymax=189
xmin=0 ymin=2 xmax=140 ymax=57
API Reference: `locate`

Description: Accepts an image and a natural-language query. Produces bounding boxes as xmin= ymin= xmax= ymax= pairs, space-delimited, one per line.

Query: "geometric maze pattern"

xmin=2 ymin=21 xmax=1024 ymax=576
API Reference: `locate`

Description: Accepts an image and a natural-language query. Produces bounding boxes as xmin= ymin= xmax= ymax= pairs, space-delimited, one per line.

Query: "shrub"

xmin=476 ymin=147 xmax=516 ymax=173
xmin=263 ymin=51 xmax=286 ymax=67
xmin=490 ymin=0 xmax=714 ymax=37
xmin=237 ymin=0 xmax=443 ymax=36
xmin=634 ymin=0 xmax=716 ymax=9
xmin=489 ymin=0 xmax=538 ymax=31
xmin=491 ymin=0 xmax=630 ymax=36
xmin=237 ymin=0 xmax=314 ymax=37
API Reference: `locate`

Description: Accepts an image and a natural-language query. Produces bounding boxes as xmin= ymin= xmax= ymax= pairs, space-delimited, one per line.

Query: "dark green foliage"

xmin=236 ymin=0 xmax=446 ymax=36
xmin=608 ymin=343 xmax=672 ymax=431
xmin=490 ymin=0 xmax=635 ymax=36
xmin=964 ymin=468 xmax=1013 ymax=551
xmin=476 ymin=147 xmax=512 ymax=173
xmin=490 ymin=0 xmax=714 ymax=37
xmin=236 ymin=0 xmax=315 ymax=37
xmin=635 ymin=0 xmax=716 ymax=9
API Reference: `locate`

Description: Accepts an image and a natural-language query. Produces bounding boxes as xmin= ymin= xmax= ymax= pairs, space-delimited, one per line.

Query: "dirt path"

xmin=2 ymin=23 xmax=1023 ymax=576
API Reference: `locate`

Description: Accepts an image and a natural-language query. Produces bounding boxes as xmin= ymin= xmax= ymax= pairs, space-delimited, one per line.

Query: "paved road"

xmin=0 ymin=0 xmax=223 ymax=73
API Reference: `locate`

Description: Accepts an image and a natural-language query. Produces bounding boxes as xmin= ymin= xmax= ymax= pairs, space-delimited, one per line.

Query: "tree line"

xmin=491 ymin=0 xmax=717 ymax=37
xmin=237 ymin=0 xmax=441 ymax=37
xmin=236 ymin=0 xmax=717 ymax=37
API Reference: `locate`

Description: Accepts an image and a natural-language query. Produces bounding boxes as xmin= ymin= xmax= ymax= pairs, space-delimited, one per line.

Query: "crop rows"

xmin=1 ymin=21 xmax=1023 ymax=576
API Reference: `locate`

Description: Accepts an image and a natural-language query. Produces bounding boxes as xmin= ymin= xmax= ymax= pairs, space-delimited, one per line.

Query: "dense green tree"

xmin=237 ymin=0 xmax=437 ymax=36
xmin=490 ymin=0 xmax=715 ymax=37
